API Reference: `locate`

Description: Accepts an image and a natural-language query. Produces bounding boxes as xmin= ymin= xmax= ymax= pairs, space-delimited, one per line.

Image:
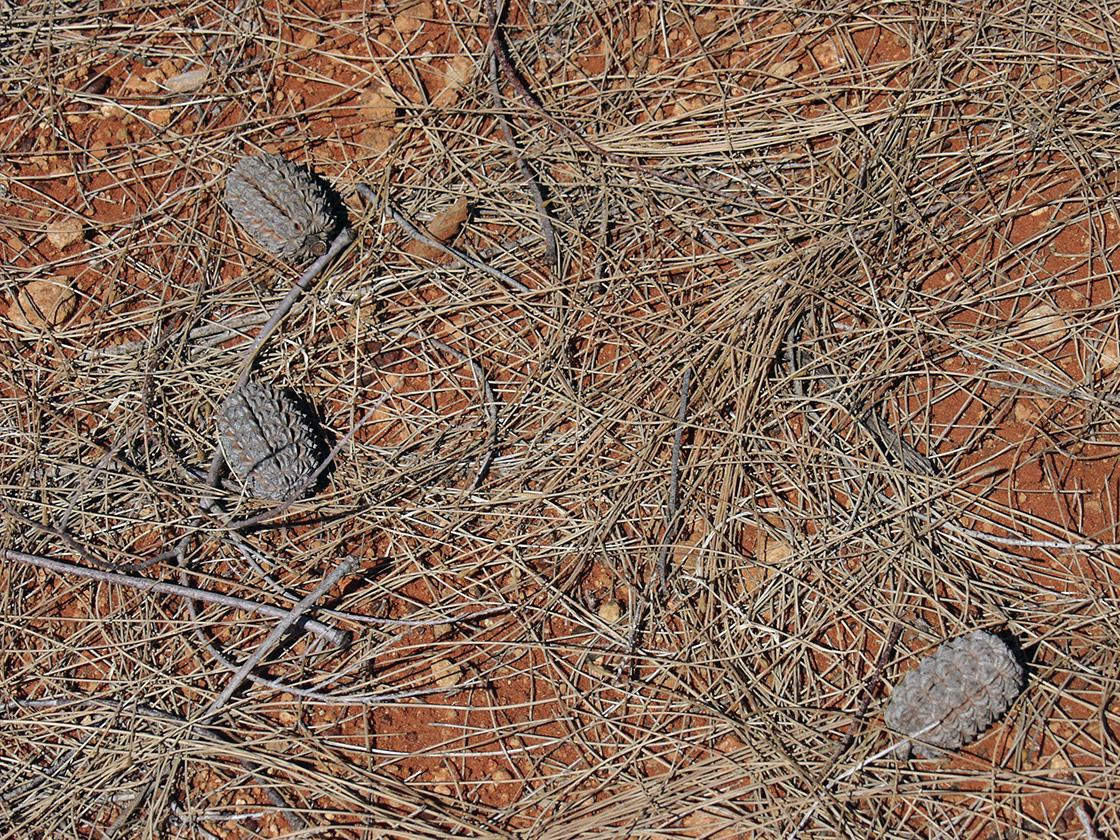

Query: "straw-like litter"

xmin=2 ymin=0 xmax=1119 ymax=837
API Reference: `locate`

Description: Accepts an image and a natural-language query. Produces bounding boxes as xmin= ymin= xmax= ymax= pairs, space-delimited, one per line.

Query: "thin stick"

xmin=487 ymin=49 xmax=559 ymax=271
xmin=1076 ymin=802 xmax=1105 ymax=840
xmin=612 ymin=588 xmax=647 ymax=686
xmin=355 ymin=183 xmax=531 ymax=293
xmin=203 ymin=558 xmax=358 ymax=719
xmin=3 ymin=548 xmax=350 ymax=647
xmin=1 ymin=498 xmax=151 ymax=573
xmin=187 ymin=623 xmax=490 ymax=705
xmin=952 ymin=343 xmax=1119 ymax=405
xmin=810 ymin=622 xmax=903 ymax=785
xmin=658 ymin=364 xmax=692 ymax=594
xmin=234 ymin=225 xmax=356 ymax=389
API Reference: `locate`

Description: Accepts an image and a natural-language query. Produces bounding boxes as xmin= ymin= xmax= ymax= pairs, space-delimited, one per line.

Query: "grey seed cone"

xmin=885 ymin=629 xmax=1023 ymax=759
xmin=224 ymin=153 xmax=340 ymax=264
xmin=217 ymin=381 xmax=325 ymax=501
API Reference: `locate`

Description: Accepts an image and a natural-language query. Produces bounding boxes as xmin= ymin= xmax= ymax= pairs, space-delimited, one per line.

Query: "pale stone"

xmin=359 ymin=125 xmax=399 ymax=154
xmin=713 ymin=733 xmax=746 ymax=753
xmin=1099 ymin=338 xmax=1120 ymax=374
xmin=122 ymin=76 xmax=159 ymax=95
xmin=771 ymin=59 xmax=800 ymax=78
xmin=1013 ymin=399 xmax=1041 ymax=424
xmin=45 ymin=217 xmax=84 ymax=250
xmin=357 ymin=87 xmax=397 ymax=122
xmin=1019 ymin=303 xmax=1068 ymax=347
xmin=431 ymin=54 xmax=474 ymax=105
xmin=163 ymin=68 xmax=209 ymax=93
xmin=7 ymin=276 xmax=77 ymax=329
xmin=694 ymin=12 xmax=720 ymax=37
xmin=759 ymin=533 xmax=791 ymax=563
xmin=404 ymin=197 xmax=468 ymax=261
xmin=812 ymin=41 xmax=840 ymax=68
xmin=158 ymin=58 xmax=183 ymax=78
xmin=99 ymin=102 xmax=127 ymax=119
xmin=446 ymin=54 xmax=474 ymax=88
xmin=597 ymin=600 xmax=622 ymax=622
xmin=431 ymin=658 xmax=461 ymax=688
xmin=395 ymin=1 xmax=432 ymax=33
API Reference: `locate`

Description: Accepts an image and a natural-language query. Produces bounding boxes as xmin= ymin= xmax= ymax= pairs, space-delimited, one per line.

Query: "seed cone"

xmin=224 ymin=153 xmax=340 ymax=264
xmin=217 ymin=381 xmax=325 ymax=501
xmin=885 ymin=629 xmax=1023 ymax=759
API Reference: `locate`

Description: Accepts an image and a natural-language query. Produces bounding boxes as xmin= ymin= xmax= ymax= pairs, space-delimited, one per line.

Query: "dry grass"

xmin=2 ymin=0 xmax=1120 ymax=837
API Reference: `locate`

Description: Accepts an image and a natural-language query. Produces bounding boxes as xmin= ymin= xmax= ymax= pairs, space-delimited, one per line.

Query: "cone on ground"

xmin=224 ymin=153 xmax=341 ymax=264
xmin=885 ymin=629 xmax=1023 ymax=759
xmin=217 ymin=380 xmax=325 ymax=501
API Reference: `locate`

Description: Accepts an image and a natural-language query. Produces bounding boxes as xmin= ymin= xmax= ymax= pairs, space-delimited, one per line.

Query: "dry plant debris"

xmin=2 ymin=0 xmax=1120 ymax=838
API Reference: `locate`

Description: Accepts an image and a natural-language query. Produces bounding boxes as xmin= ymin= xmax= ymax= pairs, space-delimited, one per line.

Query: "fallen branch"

xmin=3 ymin=548 xmax=350 ymax=648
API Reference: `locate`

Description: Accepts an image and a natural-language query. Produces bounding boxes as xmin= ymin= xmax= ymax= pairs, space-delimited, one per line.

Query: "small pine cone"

xmin=885 ymin=630 xmax=1023 ymax=759
xmin=217 ymin=381 xmax=325 ymax=501
xmin=224 ymin=153 xmax=340 ymax=264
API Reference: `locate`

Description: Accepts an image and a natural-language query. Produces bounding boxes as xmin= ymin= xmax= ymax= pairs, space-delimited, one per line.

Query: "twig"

xmin=612 ymin=588 xmax=647 ymax=686
xmin=592 ymin=198 xmax=610 ymax=293
xmin=1101 ymin=692 xmax=1119 ymax=747
xmin=0 ymin=498 xmax=153 ymax=573
xmin=3 ymin=168 xmax=359 ymax=833
xmin=355 ymin=183 xmax=531 ymax=293
xmin=85 ymin=314 xmax=273 ymax=359
xmin=234 ymin=225 xmax=356 ymax=388
xmin=0 ymin=742 xmax=90 ymax=804
xmin=232 ymin=544 xmax=509 ymax=628
xmin=487 ymin=49 xmax=559 ymax=272
xmin=942 ymin=522 xmax=1120 ymax=552
xmin=104 ymin=773 xmax=155 ymax=838
xmin=657 ymin=364 xmax=692 ymax=594
xmin=168 ymin=800 xmax=223 ymax=840
xmin=951 ymin=342 xmax=1120 ymax=405
xmin=156 ymin=220 xmax=357 ymax=656
xmin=3 ymin=548 xmax=350 ymax=647
xmin=186 ymin=626 xmax=490 ymax=704
xmin=808 ymin=622 xmax=902 ymax=787
xmin=203 ymin=558 xmax=358 ymax=719
xmin=172 ymin=325 xmax=495 ymax=702
xmin=1076 ymin=801 xmax=1105 ymax=840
